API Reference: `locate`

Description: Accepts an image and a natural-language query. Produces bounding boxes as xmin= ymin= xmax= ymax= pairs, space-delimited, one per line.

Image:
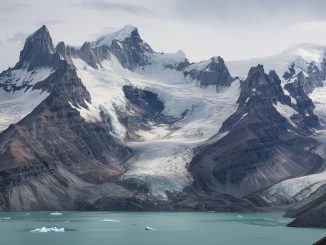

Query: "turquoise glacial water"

xmin=0 ymin=211 xmax=324 ymax=245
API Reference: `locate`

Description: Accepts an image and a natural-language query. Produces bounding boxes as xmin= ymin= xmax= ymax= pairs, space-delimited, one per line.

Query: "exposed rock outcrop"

xmin=284 ymin=71 xmax=319 ymax=128
xmin=189 ymin=65 xmax=324 ymax=199
xmin=14 ymin=25 xmax=59 ymax=71
xmin=184 ymin=56 xmax=234 ymax=90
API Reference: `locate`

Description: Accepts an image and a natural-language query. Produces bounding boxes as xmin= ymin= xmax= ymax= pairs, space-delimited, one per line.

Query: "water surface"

xmin=0 ymin=212 xmax=324 ymax=245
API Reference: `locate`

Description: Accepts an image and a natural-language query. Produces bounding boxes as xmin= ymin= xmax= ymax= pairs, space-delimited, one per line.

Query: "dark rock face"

xmin=306 ymin=62 xmax=324 ymax=91
xmin=109 ymin=28 xmax=153 ymax=70
xmin=69 ymin=42 xmax=111 ymax=69
xmin=14 ymin=25 xmax=60 ymax=71
xmin=284 ymin=72 xmax=319 ymax=128
xmin=123 ymin=85 xmax=164 ymax=116
xmin=0 ymin=26 xmax=64 ymax=93
xmin=184 ymin=56 xmax=234 ymax=90
xmin=314 ymin=236 xmax=326 ymax=245
xmin=55 ymin=27 xmax=152 ymax=70
xmin=0 ymin=59 xmax=132 ymax=210
xmin=188 ymin=65 xmax=324 ymax=198
xmin=281 ymin=59 xmax=325 ymax=130
xmin=283 ymin=63 xmax=296 ymax=80
xmin=322 ymin=57 xmax=326 ymax=81
xmin=283 ymin=61 xmax=324 ymax=93
xmin=287 ymin=202 xmax=326 ymax=228
xmin=284 ymin=184 xmax=326 ymax=228
xmin=77 ymin=42 xmax=103 ymax=69
xmin=119 ymin=85 xmax=180 ymax=140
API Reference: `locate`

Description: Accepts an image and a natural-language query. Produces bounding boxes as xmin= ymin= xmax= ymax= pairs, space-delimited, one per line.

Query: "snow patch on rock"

xmin=91 ymin=25 xmax=137 ymax=48
xmin=0 ymin=89 xmax=50 ymax=132
xmin=273 ymin=102 xmax=297 ymax=126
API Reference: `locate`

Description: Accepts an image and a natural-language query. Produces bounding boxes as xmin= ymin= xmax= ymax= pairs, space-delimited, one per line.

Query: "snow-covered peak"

xmin=283 ymin=44 xmax=325 ymax=69
xmin=91 ymin=25 xmax=138 ymax=48
xmin=226 ymin=43 xmax=326 ymax=79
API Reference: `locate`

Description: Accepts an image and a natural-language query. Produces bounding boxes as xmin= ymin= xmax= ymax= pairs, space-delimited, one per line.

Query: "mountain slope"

xmin=0 ymin=25 xmax=256 ymax=211
xmin=189 ymin=65 xmax=324 ymax=199
xmin=0 ymin=25 xmax=326 ymax=214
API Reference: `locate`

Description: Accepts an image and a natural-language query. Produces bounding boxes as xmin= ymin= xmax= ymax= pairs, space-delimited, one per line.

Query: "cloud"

xmin=74 ymin=0 xmax=154 ymax=15
xmin=0 ymin=2 xmax=31 ymax=13
xmin=173 ymin=0 xmax=326 ymax=25
xmin=6 ymin=32 xmax=28 ymax=44
xmin=34 ymin=20 xmax=70 ymax=26
xmin=91 ymin=26 xmax=119 ymax=37
xmin=289 ymin=20 xmax=326 ymax=32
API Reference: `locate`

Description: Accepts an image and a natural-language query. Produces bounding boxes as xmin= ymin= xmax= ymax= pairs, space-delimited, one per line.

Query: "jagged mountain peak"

xmin=183 ymin=55 xmax=233 ymax=89
xmin=210 ymin=56 xmax=224 ymax=63
xmin=237 ymin=64 xmax=292 ymax=108
xmin=243 ymin=64 xmax=270 ymax=88
xmin=244 ymin=65 xmax=283 ymax=90
xmin=80 ymin=41 xmax=92 ymax=51
xmin=23 ymin=25 xmax=54 ymax=54
xmin=15 ymin=25 xmax=56 ymax=71
xmin=247 ymin=64 xmax=265 ymax=77
xmin=29 ymin=25 xmax=51 ymax=39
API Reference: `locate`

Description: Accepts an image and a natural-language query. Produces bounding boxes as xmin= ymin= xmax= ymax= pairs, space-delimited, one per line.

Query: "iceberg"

xmin=30 ymin=227 xmax=65 ymax=233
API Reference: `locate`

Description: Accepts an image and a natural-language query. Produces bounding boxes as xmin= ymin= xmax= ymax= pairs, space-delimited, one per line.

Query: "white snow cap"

xmin=91 ymin=25 xmax=137 ymax=48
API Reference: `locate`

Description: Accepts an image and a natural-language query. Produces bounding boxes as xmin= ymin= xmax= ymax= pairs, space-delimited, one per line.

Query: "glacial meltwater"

xmin=0 ymin=212 xmax=324 ymax=245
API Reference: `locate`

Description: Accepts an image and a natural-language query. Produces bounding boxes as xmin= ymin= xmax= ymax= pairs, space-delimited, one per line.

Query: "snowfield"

xmin=72 ymin=54 xmax=240 ymax=198
xmin=0 ymin=68 xmax=53 ymax=132
xmin=226 ymin=44 xmax=326 ymax=79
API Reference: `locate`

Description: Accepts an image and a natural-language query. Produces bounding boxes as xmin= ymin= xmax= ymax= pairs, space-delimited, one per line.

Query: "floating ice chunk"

xmin=30 ymin=227 xmax=65 ymax=233
xmin=0 ymin=217 xmax=11 ymax=220
xmin=50 ymin=212 xmax=62 ymax=216
xmin=100 ymin=219 xmax=120 ymax=223
xmin=145 ymin=226 xmax=155 ymax=230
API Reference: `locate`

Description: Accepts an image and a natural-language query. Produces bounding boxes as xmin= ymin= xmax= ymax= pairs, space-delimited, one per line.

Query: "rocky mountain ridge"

xmin=1 ymin=25 xmax=326 ymax=224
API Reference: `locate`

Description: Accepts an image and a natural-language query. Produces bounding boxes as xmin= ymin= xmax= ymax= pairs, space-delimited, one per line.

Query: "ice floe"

xmin=30 ymin=227 xmax=65 ymax=233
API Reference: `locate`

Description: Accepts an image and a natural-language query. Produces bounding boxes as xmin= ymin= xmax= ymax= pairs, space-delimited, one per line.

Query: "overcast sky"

xmin=1 ymin=0 xmax=326 ymax=70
